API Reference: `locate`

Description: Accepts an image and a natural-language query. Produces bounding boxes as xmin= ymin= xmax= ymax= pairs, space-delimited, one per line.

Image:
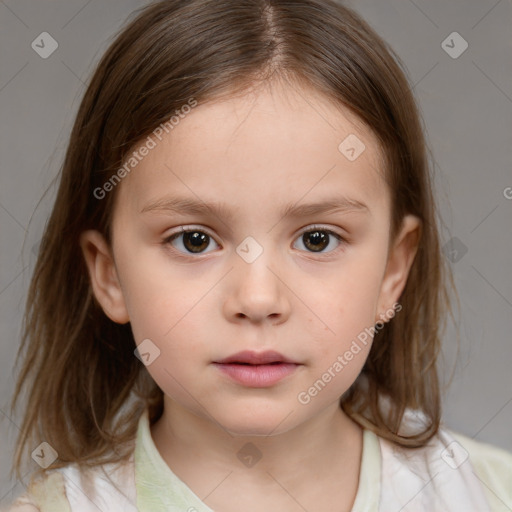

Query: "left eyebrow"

xmin=140 ymin=194 xmax=370 ymax=220
xmin=280 ymin=196 xmax=370 ymax=218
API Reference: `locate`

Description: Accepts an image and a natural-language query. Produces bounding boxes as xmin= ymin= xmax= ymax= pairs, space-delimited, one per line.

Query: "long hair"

xmin=11 ymin=0 xmax=456 ymax=478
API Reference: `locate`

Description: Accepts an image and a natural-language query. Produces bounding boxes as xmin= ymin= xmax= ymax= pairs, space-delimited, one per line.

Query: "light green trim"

xmin=26 ymin=471 xmax=71 ymax=512
xmin=351 ymin=429 xmax=381 ymax=511
xmin=135 ymin=410 xmax=214 ymax=512
xmin=451 ymin=431 xmax=512 ymax=511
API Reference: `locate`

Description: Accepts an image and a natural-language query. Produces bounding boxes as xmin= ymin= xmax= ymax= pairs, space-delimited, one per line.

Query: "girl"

xmin=4 ymin=0 xmax=512 ymax=510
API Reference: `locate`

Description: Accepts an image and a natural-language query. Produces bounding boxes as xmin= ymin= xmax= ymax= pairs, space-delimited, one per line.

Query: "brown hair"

xmin=11 ymin=0 xmax=456 ymax=478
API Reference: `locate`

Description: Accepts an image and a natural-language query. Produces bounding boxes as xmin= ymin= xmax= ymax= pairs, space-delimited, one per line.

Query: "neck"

xmin=150 ymin=396 xmax=363 ymax=507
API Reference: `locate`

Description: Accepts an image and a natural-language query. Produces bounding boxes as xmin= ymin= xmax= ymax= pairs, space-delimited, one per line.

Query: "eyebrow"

xmin=140 ymin=194 xmax=369 ymax=221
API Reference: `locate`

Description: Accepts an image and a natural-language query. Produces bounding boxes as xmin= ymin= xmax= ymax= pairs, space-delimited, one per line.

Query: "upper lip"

xmin=214 ymin=350 xmax=298 ymax=365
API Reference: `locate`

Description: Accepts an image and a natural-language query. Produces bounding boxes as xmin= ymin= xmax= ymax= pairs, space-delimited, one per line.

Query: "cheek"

xmin=303 ymin=291 xmax=376 ymax=402
xmin=130 ymin=304 xmax=210 ymax=403
xmin=300 ymin=254 xmax=385 ymax=369
xmin=310 ymin=261 xmax=384 ymax=329
xmin=117 ymin=253 xmax=215 ymax=372
xmin=116 ymin=248 xmax=195 ymax=338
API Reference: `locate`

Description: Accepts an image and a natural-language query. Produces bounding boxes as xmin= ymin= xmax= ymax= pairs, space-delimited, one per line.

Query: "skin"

xmin=80 ymin=79 xmax=420 ymax=511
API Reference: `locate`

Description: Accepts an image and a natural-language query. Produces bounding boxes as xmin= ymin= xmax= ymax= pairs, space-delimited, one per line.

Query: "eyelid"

xmin=296 ymin=223 xmax=346 ymax=240
xmin=164 ymin=224 xmax=219 ymax=242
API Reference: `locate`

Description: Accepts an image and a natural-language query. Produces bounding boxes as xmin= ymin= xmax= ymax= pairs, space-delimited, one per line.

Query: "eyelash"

xmin=162 ymin=225 xmax=347 ymax=258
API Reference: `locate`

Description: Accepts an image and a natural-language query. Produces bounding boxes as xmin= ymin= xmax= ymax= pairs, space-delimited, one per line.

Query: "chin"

xmin=217 ymin=410 xmax=299 ymax=438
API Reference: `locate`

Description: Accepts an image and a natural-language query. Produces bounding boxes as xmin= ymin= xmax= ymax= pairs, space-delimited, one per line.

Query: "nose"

xmin=222 ymin=247 xmax=291 ymax=325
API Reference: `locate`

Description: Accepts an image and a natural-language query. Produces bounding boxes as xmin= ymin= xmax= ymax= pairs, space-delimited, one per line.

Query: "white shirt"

xmin=5 ymin=407 xmax=512 ymax=511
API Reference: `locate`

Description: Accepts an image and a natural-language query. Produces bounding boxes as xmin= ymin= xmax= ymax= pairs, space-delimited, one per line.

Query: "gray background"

xmin=1 ymin=0 xmax=511 ymax=505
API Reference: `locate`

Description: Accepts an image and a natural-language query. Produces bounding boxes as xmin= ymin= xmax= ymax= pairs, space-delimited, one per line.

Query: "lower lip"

xmin=212 ymin=363 xmax=299 ymax=387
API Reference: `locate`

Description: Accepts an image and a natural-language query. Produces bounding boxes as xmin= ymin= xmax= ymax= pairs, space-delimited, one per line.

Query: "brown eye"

xmin=165 ymin=229 xmax=219 ymax=254
xmin=182 ymin=231 xmax=210 ymax=253
xmin=293 ymin=227 xmax=344 ymax=254
xmin=303 ymin=230 xmax=329 ymax=252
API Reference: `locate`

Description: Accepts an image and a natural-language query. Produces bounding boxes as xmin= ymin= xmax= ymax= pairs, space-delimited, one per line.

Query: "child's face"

xmin=81 ymin=82 xmax=419 ymax=435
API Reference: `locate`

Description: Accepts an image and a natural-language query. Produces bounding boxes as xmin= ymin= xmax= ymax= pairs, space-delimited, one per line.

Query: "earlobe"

xmin=376 ymin=215 xmax=421 ymax=322
xmin=79 ymin=230 xmax=130 ymax=324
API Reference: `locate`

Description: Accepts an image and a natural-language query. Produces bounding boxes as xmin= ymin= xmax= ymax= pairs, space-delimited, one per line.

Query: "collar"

xmin=134 ymin=409 xmax=381 ymax=511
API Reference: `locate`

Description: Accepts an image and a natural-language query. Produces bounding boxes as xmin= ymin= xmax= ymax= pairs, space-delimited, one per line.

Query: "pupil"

xmin=184 ymin=231 xmax=209 ymax=253
xmin=304 ymin=231 xmax=328 ymax=252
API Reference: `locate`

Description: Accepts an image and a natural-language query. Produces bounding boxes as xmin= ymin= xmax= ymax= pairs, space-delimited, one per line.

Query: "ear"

xmin=375 ymin=215 xmax=421 ymax=322
xmin=79 ymin=230 xmax=130 ymax=324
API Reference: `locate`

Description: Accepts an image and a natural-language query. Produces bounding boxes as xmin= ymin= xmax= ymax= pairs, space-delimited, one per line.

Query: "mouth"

xmin=213 ymin=350 xmax=298 ymax=365
xmin=212 ymin=350 xmax=301 ymax=387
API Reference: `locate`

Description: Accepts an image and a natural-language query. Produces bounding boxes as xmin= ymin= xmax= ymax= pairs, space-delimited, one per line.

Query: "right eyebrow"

xmin=140 ymin=196 xmax=239 ymax=222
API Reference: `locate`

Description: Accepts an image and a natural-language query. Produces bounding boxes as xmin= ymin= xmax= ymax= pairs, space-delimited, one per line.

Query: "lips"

xmin=213 ymin=350 xmax=297 ymax=365
xmin=212 ymin=350 xmax=301 ymax=387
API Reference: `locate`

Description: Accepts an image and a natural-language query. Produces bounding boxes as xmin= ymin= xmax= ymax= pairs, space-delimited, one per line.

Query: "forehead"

xmin=114 ymin=82 xmax=388 ymax=219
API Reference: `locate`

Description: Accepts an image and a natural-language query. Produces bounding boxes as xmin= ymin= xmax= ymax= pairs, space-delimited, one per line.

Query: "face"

xmin=81 ymin=81 xmax=419 ymax=436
